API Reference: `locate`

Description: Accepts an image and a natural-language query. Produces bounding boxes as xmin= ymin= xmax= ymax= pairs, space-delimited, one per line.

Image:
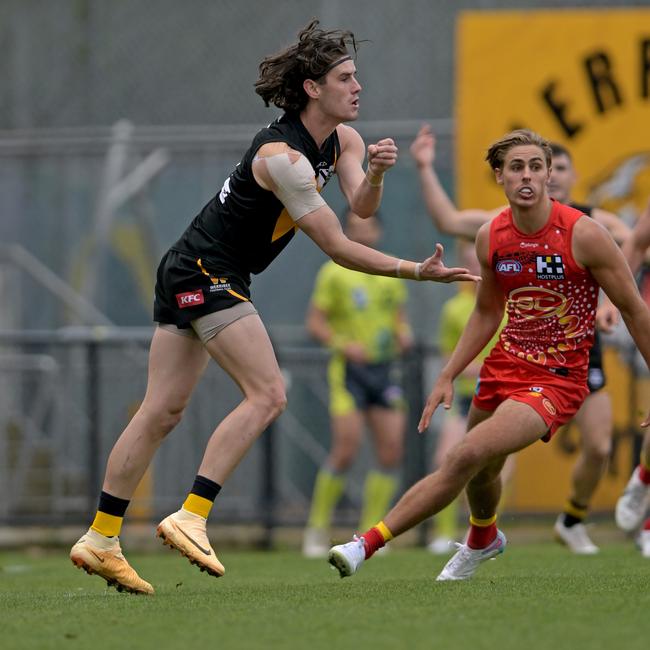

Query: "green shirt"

xmin=311 ymin=261 xmax=407 ymax=363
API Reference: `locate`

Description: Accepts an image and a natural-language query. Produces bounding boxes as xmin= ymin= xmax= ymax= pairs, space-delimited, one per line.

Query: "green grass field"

xmin=2 ymin=542 xmax=649 ymax=650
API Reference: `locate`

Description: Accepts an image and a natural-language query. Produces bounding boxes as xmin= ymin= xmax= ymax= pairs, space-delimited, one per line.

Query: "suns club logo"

xmin=542 ymin=398 xmax=557 ymax=415
xmin=536 ymin=254 xmax=565 ymax=280
xmin=509 ymin=286 xmax=571 ymax=320
xmin=496 ymin=259 xmax=523 ymax=274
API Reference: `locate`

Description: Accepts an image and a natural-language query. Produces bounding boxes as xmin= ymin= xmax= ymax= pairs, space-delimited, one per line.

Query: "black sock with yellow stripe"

xmin=561 ymin=499 xmax=588 ymax=528
xmin=183 ymin=475 xmax=221 ymax=519
xmin=91 ymin=491 xmax=130 ymax=538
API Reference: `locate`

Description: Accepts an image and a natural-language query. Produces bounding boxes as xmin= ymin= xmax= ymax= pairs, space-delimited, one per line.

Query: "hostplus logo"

xmin=536 ymin=254 xmax=565 ymax=280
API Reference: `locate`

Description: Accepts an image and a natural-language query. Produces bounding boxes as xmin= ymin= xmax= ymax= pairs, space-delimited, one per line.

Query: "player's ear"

xmin=494 ymin=168 xmax=504 ymax=185
xmin=303 ymin=78 xmax=320 ymax=100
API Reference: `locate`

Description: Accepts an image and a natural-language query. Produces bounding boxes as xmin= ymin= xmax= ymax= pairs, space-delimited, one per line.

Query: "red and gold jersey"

xmin=487 ymin=200 xmax=598 ymax=381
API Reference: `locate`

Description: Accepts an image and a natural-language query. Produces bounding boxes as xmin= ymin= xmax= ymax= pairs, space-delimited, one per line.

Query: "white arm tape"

xmin=262 ymin=152 xmax=326 ymax=221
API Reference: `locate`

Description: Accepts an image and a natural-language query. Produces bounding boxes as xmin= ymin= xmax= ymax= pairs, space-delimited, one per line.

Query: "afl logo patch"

xmin=496 ymin=259 xmax=522 ymax=274
xmin=542 ymin=398 xmax=557 ymax=415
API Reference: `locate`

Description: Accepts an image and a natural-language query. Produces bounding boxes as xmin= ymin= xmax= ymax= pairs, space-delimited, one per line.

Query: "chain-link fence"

xmin=0 ymin=119 xmax=460 ymax=341
xmin=0 ymin=329 xmax=435 ymax=538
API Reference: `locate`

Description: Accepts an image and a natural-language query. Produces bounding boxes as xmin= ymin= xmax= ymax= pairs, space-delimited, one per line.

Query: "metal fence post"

xmin=259 ymin=421 xmax=275 ymax=549
xmin=86 ymin=339 xmax=101 ymax=515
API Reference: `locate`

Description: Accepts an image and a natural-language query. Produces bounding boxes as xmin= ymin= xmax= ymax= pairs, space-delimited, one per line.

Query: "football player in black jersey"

xmin=70 ymin=20 xmax=479 ymax=594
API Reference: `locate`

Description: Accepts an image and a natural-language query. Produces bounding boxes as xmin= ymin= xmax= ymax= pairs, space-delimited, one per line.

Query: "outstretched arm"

xmin=252 ymin=142 xmax=480 ymax=283
xmin=410 ymin=124 xmax=503 ymax=239
xmin=299 ymin=208 xmax=479 ymax=283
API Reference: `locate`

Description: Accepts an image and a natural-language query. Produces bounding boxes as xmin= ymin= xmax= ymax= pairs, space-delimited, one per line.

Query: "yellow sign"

xmin=456 ymin=9 xmax=650 ymax=513
xmin=456 ymin=9 xmax=650 ymax=221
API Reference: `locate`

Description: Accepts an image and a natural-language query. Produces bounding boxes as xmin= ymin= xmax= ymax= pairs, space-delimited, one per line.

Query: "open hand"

xmin=410 ymin=124 xmax=436 ymax=169
xmin=418 ymin=377 xmax=454 ymax=432
xmin=419 ymin=243 xmax=482 ymax=283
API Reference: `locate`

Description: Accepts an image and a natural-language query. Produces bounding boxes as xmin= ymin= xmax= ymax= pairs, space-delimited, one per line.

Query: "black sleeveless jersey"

xmin=171 ymin=112 xmax=340 ymax=279
xmin=568 ymin=201 xmax=593 ymax=217
xmin=569 ymin=201 xmax=606 ymax=390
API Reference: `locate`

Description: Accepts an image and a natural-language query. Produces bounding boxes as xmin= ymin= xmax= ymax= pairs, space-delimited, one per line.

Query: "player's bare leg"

xmin=157 ymin=313 xmax=287 ymax=576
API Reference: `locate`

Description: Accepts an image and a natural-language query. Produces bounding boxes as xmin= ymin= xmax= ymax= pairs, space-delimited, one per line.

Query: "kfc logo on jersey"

xmin=496 ymin=259 xmax=523 ymax=274
xmin=176 ymin=290 xmax=205 ymax=308
xmin=536 ymin=254 xmax=565 ymax=280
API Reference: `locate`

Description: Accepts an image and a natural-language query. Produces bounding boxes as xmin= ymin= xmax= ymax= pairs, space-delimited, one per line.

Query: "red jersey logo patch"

xmin=176 ymin=290 xmax=204 ymax=308
xmin=542 ymin=398 xmax=557 ymax=416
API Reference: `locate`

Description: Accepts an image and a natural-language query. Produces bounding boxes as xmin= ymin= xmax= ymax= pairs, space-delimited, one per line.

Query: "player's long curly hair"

xmin=254 ymin=19 xmax=359 ymax=113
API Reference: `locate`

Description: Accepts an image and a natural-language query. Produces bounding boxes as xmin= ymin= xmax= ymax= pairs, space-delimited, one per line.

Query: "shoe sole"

xmin=70 ymin=553 xmax=152 ymax=595
xmin=327 ymin=549 xmax=353 ymax=578
xmin=156 ymin=524 xmax=224 ymax=578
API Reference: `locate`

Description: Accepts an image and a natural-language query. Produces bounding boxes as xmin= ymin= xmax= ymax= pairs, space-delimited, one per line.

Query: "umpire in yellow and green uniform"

xmin=302 ymin=210 xmax=413 ymax=557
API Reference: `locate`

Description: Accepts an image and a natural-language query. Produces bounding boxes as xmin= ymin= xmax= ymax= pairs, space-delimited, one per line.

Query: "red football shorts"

xmin=472 ymin=347 xmax=589 ymax=441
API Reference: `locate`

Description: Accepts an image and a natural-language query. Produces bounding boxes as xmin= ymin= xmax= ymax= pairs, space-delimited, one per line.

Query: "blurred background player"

xmin=606 ymin=196 xmax=650 ymax=557
xmin=409 ymin=125 xmax=630 ymax=554
xmin=428 ymin=239 xmax=511 ymax=554
xmin=302 ymin=211 xmax=412 ymax=557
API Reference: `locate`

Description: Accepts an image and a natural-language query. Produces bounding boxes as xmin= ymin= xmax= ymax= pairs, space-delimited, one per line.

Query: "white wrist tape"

xmin=261 ymin=152 xmax=326 ymax=220
xmin=414 ymin=263 xmax=421 ymax=280
xmin=396 ymin=259 xmax=404 ymax=278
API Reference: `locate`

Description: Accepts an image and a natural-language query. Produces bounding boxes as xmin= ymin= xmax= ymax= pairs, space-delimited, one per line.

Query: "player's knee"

xmin=583 ymin=437 xmax=611 ymax=463
xmin=330 ymin=451 xmax=355 ymax=472
xmin=255 ymin=380 xmax=288 ymax=420
xmin=140 ymin=400 xmax=187 ymax=438
xmin=447 ymin=440 xmax=484 ymax=476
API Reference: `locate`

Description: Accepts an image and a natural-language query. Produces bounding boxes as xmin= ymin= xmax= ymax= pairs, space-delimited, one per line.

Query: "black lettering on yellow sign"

xmin=537 ymin=38 xmax=650 ymax=139
xmin=584 ymin=51 xmax=623 ymax=113
xmin=642 ymin=38 xmax=650 ymax=98
xmin=541 ymin=82 xmax=583 ymax=139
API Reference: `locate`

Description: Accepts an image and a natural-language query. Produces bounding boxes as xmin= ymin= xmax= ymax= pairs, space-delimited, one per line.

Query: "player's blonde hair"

xmin=486 ymin=129 xmax=552 ymax=171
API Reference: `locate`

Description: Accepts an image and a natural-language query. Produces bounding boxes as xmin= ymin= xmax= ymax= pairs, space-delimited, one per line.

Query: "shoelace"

xmin=445 ymin=544 xmax=477 ymax=573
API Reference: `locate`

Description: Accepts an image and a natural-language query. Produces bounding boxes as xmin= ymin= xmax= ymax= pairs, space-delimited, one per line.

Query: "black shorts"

xmin=587 ymin=330 xmax=606 ymax=393
xmin=153 ymin=249 xmax=252 ymax=329
xmin=340 ymin=360 xmax=405 ymax=412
